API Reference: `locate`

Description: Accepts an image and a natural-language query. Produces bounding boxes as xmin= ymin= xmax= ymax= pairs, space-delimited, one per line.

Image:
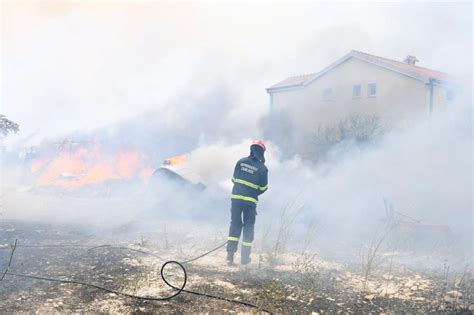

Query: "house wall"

xmin=270 ymin=57 xmax=430 ymax=132
xmin=431 ymin=84 xmax=457 ymax=114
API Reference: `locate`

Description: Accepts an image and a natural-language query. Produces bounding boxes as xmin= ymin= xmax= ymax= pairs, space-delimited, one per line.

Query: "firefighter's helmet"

xmin=251 ymin=139 xmax=266 ymax=151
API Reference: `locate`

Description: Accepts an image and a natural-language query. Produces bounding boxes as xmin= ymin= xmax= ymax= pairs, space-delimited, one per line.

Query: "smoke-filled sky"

xmin=1 ymin=1 xmax=472 ymax=143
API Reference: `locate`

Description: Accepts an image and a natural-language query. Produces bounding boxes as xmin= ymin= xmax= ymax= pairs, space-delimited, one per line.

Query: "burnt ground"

xmin=0 ymin=220 xmax=472 ymax=314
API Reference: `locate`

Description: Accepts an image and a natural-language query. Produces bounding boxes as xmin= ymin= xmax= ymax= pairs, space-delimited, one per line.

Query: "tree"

xmin=306 ymin=113 xmax=387 ymax=163
xmin=0 ymin=115 xmax=19 ymax=137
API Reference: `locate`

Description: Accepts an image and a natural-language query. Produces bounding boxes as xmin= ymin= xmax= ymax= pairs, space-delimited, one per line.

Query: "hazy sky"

xmin=1 ymin=2 xmax=472 ymax=142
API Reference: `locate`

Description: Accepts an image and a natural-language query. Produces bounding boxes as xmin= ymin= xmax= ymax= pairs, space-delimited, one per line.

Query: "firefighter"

xmin=226 ymin=140 xmax=268 ymax=265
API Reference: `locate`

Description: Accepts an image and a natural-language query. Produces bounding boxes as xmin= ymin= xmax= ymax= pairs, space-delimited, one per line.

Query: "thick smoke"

xmin=263 ymin=108 xmax=471 ymax=247
xmin=1 ymin=2 xmax=472 ymax=270
xmin=175 ymin=106 xmax=472 ymax=257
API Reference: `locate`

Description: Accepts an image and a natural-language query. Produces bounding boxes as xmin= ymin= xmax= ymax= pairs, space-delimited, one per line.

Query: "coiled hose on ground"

xmin=0 ymin=239 xmax=272 ymax=313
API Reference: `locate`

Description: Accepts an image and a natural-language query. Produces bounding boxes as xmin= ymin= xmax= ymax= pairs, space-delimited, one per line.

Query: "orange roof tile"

xmin=268 ymin=50 xmax=453 ymax=91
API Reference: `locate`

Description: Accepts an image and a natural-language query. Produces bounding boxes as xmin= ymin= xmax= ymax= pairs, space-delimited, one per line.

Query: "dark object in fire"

xmin=152 ymin=167 xmax=206 ymax=191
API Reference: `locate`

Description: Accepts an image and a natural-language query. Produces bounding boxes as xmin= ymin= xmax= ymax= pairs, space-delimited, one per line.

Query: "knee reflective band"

xmin=227 ymin=236 xmax=239 ymax=242
xmin=242 ymin=241 xmax=252 ymax=247
xmin=231 ymin=194 xmax=258 ymax=204
xmin=232 ymin=177 xmax=268 ymax=191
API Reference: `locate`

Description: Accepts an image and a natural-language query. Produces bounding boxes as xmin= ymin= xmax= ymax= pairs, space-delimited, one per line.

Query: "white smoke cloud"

xmin=256 ymin=107 xmax=472 ymax=255
xmin=2 ymin=2 xmax=472 ymax=143
xmin=0 ymin=2 xmax=471 ymax=267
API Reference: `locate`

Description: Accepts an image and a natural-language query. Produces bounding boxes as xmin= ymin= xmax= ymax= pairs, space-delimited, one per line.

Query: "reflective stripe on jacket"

xmin=231 ymin=156 xmax=268 ymax=204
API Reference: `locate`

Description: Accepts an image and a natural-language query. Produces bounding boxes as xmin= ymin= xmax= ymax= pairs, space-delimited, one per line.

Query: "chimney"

xmin=404 ymin=55 xmax=419 ymax=66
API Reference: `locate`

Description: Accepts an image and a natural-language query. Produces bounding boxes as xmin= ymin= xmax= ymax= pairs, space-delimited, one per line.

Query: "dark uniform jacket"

xmin=231 ymin=147 xmax=268 ymax=204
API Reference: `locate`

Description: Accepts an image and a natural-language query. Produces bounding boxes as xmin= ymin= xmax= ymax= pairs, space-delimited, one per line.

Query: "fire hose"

xmin=0 ymin=239 xmax=272 ymax=314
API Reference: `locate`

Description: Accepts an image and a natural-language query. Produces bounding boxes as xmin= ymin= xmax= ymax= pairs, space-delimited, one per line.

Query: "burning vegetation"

xmin=30 ymin=140 xmax=155 ymax=190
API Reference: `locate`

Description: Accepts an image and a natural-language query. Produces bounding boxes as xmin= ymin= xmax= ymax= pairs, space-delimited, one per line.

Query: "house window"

xmin=322 ymin=88 xmax=333 ymax=101
xmin=368 ymin=83 xmax=377 ymax=97
xmin=446 ymin=89 xmax=454 ymax=101
xmin=352 ymin=84 xmax=362 ymax=98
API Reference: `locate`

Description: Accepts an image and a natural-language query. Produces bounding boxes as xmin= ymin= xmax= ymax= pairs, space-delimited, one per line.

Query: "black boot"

xmin=226 ymin=252 xmax=235 ymax=265
xmin=241 ymin=256 xmax=251 ymax=265
xmin=241 ymin=246 xmax=251 ymax=265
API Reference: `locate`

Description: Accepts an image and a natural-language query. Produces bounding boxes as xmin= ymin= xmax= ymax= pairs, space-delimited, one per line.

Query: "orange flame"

xmin=33 ymin=146 xmax=154 ymax=189
xmin=36 ymin=149 xmax=87 ymax=187
xmin=163 ymin=155 xmax=187 ymax=166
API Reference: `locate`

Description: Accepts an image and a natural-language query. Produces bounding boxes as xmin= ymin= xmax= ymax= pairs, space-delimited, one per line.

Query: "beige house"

xmin=266 ymin=50 xmax=456 ymax=132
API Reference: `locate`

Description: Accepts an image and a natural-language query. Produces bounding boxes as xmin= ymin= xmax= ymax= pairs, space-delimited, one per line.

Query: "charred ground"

xmin=0 ymin=221 xmax=472 ymax=314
